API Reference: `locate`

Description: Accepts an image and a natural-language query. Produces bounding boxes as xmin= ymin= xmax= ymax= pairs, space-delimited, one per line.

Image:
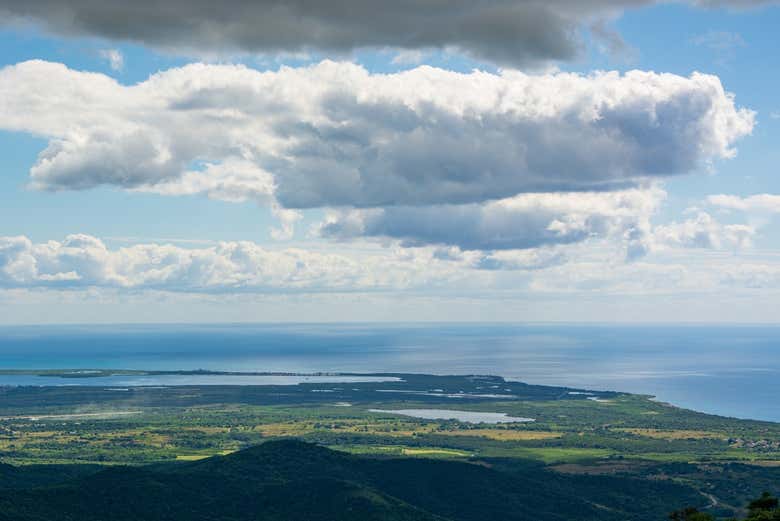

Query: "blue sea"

xmin=0 ymin=323 xmax=778 ymax=422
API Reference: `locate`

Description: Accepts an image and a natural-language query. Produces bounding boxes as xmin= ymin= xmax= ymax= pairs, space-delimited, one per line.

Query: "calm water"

xmin=369 ymin=409 xmax=535 ymax=424
xmin=0 ymin=374 xmax=397 ymax=387
xmin=0 ymin=323 xmax=778 ymax=422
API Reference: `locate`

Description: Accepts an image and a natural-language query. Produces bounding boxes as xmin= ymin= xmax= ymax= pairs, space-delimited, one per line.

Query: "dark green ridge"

xmin=0 ymin=440 xmax=701 ymax=521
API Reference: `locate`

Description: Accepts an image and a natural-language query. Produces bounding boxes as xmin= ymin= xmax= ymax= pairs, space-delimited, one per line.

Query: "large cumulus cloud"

xmin=0 ymin=60 xmax=754 ymax=213
xmin=0 ymin=1 xmax=774 ymax=66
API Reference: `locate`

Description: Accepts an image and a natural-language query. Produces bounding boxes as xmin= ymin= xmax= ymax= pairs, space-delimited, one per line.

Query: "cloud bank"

xmin=0 ymin=232 xmax=773 ymax=296
xmin=0 ymin=60 xmax=754 ymax=214
xmin=0 ymin=235 xmax=464 ymax=292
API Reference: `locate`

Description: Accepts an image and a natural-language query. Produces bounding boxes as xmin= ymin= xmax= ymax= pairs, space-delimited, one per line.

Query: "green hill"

xmin=0 ymin=440 xmax=702 ymax=521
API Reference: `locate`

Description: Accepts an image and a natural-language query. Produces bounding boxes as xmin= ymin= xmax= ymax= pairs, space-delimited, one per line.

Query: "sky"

xmin=1 ymin=0 xmax=779 ymax=324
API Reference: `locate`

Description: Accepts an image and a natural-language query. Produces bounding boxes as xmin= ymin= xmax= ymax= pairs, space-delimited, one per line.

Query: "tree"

xmin=749 ymin=493 xmax=780 ymax=514
xmin=668 ymin=507 xmax=715 ymax=521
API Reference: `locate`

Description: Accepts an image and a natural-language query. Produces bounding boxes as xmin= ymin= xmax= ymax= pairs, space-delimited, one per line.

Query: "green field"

xmin=1 ymin=372 xmax=779 ymax=518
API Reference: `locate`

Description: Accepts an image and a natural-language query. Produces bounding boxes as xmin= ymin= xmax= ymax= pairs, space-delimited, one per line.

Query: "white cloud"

xmin=317 ymin=186 xmax=664 ymax=251
xmin=131 ymin=159 xmax=275 ymax=204
xmin=98 ymin=48 xmax=124 ymax=71
xmin=391 ymin=50 xmax=426 ymax=66
xmin=1 ymin=231 xmax=777 ymax=301
xmin=0 ymin=234 xmax=480 ymax=292
xmin=650 ymin=211 xmax=755 ymax=251
xmin=269 ymin=203 xmax=302 ymax=241
xmin=0 ymin=61 xmax=754 ymax=211
xmin=706 ymin=193 xmax=780 ymax=232
xmin=708 ymin=193 xmax=780 ymax=214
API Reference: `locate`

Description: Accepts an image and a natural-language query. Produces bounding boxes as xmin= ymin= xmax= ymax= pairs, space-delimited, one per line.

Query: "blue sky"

xmin=1 ymin=1 xmax=779 ymax=323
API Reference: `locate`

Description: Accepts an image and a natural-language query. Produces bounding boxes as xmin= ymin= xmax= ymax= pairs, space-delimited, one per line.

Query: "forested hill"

xmin=0 ymin=440 xmax=701 ymax=521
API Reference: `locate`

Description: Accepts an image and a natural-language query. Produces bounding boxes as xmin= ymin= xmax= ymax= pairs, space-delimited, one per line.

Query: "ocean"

xmin=0 ymin=323 xmax=778 ymax=422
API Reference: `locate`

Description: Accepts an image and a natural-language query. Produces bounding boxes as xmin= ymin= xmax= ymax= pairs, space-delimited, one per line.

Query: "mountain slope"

xmin=0 ymin=440 xmax=701 ymax=521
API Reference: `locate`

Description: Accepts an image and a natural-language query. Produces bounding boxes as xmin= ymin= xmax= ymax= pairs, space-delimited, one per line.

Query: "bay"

xmin=0 ymin=323 xmax=778 ymax=422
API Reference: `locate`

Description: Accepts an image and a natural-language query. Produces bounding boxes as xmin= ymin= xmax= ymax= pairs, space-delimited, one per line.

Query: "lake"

xmin=0 ymin=323 xmax=778 ymax=422
xmin=369 ymin=409 xmax=535 ymax=424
